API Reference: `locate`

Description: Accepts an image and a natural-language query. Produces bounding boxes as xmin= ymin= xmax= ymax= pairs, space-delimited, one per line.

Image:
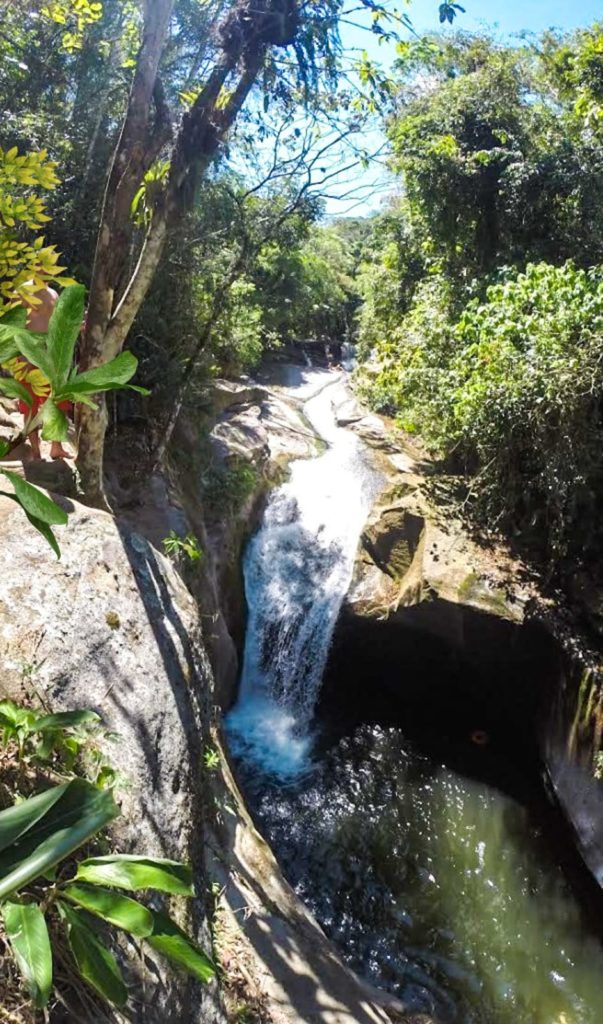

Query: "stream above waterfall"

xmin=224 ymin=367 xmax=603 ymax=1024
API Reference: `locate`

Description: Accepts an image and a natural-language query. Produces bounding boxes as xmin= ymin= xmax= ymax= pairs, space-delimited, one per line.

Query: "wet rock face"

xmin=342 ymin=410 xmax=603 ymax=896
xmin=347 ymin=478 xmax=529 ymax=634
xmin=543 ymin=652 xmax=603 ymax=887
xmin=0 ymin=496 xmax=223 ymax=1024
xmin=361 ymin=506 xmax=425 ymax=583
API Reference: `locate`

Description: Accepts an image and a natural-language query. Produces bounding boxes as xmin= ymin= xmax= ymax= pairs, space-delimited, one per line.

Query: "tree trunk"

xmin=77 ymin=0 xmax=297 ymax=506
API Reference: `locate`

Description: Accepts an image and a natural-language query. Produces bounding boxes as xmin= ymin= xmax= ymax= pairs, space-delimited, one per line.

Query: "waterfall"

xmin=340 ymin=341 xmax=356 ymax=371
xmin=225 ymin=374 xmax=381 ymax=778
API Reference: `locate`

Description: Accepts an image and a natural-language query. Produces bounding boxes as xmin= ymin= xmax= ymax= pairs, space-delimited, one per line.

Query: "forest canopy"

xmin=2 ymin=4 xmax=603 ymax=575
xmin=355 ymin=25 xmax=603 ymax=572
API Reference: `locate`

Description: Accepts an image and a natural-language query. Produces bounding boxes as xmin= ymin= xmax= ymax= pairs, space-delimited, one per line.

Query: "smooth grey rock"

xmin=0 ymin=495 xmax=224 ymax=1024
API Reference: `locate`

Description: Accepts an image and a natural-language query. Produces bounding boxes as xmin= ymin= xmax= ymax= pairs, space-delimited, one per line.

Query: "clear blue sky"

xmin=327 ymin=0 xmax=602 ymax=215
xmin=409 ymin=0 xmax=601 ymax=37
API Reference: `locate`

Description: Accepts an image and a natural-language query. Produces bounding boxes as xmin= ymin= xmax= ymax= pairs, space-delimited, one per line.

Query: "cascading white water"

xmin=225 ymin=372 xmax=382 ymax=778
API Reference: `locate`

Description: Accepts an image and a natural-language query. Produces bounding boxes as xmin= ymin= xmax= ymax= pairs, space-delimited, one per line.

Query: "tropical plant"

xmin=0 ymin=701 xmax=215 ymax=1011
xmin=162 ymin=530 xmax=203 ymax=564
xmin=360 ymin=260 xmax=603 ymax=567
xmin=0 ymin=698 xmax=101 ymax=769
xmin=0 ymin=283 xmax=148 ymax=555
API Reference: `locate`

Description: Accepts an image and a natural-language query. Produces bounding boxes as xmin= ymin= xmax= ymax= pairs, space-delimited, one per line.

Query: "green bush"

xmin=201 ymin=457 xmax=259 ymax=519
xmin=0 ymin=699 xmax=215 ymax=1014
xmin=360 ymin=262 xmax=603 ymax=566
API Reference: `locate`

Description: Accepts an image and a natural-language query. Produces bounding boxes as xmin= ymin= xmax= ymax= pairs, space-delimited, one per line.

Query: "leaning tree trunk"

xmin=77 ymin=0 xmax=299 ymax=506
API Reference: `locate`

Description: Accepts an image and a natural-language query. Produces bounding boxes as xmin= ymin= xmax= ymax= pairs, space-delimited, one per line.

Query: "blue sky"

xmin=409 ymin=0 xmax=602 ymax=37
xmin=327 ymin=0 xmax=602 ymax=215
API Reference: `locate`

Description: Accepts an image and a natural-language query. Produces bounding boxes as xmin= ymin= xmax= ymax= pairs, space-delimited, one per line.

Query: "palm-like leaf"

xmin=2 ymin=900 xmax=52 ymax=1007
xmin=76 ymin=854 xmax=194 ymax=895
xmin=59 ymin=902 xmax=128 ymax=1007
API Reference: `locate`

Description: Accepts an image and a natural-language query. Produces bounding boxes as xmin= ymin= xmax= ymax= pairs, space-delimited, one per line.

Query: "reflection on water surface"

xmin=236 ymin=724 xmax=603 ymax=1024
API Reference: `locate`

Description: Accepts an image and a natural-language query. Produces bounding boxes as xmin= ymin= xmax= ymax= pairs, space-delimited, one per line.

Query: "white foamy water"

xmin=225 ymin=372 xmax=381 ymax=778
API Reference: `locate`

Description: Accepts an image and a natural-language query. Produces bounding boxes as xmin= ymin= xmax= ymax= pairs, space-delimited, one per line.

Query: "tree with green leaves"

xmin=356 ymin=26 xmax=603 ymax=571
xmin=70 ymin=0 xmax=456 ymax=505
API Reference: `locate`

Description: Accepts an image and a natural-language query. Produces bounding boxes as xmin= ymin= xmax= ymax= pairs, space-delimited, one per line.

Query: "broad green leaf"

xmin=0 ymin=326 xmax=48 ymax=365
xmin=41 ymin=399 xmax=69 ymax=442
xmin=0 ymin=326 xmax=24 ymax=363
xmin=34 ymin=710 xmax=101 ymax=732
xmin=59 ymin=902 xmax=128 ymax=1007
xmin=76 ymin=855 xmax=194 ymax=895
xmin=55 ymin=351 xmax=147 ymax=399
xmin=47 ymin=284 xmax=85 ymax=387
xmin=0 ymin=781 xmax=70 ymax=854
xmin=2 ymin=899 xmax=52 ymax=1007
xmin=0 ymin=491 xmax=61 ymax=557
xmin=0 ymin=470 xmax=68 ymax=525
xmin=12 ymin=332 xmax=55 ymax=384
xmin=0 ymin=780 xmax=119 ymax=901
xmin=21 ymin=505 xmax=61 ymax=558
xmin=0 ymin=440 xmax=9 ymax=457
xmin=0 ymin=700 xmax=37 ymax=730
xmin=147 ymin=911 xmax=215 ymax=983
xmin=0 ymin=377 xmax=33 ymax=407
xmin=63 ymin=883 xmax=153 ymax=938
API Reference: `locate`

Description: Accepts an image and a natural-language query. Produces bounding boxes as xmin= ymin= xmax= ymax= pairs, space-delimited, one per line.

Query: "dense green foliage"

xmin=0 ymin=699 xmax=214 ymax=1015
xmin=356 ymin=26 xmax=603 ymax=570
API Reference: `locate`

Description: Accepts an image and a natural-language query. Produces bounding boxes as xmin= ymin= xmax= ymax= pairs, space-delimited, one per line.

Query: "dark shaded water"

xmin=235 ymin=722 xmax=603 ymax=1024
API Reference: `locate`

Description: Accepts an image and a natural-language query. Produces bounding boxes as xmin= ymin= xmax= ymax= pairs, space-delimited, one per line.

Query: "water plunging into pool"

xmin=226 ymin=371 xmax=382 ymax=777
xmin=225 ymin=368 xmax=603 ymax=1024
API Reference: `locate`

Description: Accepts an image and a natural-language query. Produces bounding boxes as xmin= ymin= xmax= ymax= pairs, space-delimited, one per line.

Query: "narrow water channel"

xmin=225 ymin=370 xmax=603 ymax=1024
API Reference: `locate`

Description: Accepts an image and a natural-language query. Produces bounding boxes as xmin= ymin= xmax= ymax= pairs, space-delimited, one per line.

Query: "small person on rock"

xmin=1 ymin=284 xmax=71 ymax=460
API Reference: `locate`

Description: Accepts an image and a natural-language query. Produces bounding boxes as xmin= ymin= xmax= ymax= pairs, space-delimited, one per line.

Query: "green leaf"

xmin=0 ymin=470 xmax=68 ymax=525
xmin=33 ymin=710 xmax=101 ymax=732
xmin=23 ymin=507 xmax=62 ymax=557
xmin=147 ymin=910 xmax=215 ymax=984
xmin=40 ymin=399 xmax=69 ymax=442
xmin=0 ymin=700 xmax=36 ymax=730
xmin=0 ymin=376 xmax=33 ymax=407
xmin=12 ymin=332 xmax=55 ymax=384
xmin=76 ymin=855 xmax=194 ymax=895
xmin=2 ymin=899 xmax=52 ymax=1007
xmin=47 ymin=284 xmax=85 ymax=387
xmin=59 ymin=902 xmax=128 ymax=1007
xmin=0 ymin=491 xmax=62 ymax=558
xmin=0 ymin=781 xmax=70 ymax=854
xmin=0 ymin=780 xmax=119 ymax=901
xmin=0 ymin=326 xmax=24 ymax=363
xmin=63 ymin=883 xmax=153 ymax=938
xmin=55 ymin=351 xmax=146 ymax=399
xmin=0 ymin=440 xmax=10 ymax=457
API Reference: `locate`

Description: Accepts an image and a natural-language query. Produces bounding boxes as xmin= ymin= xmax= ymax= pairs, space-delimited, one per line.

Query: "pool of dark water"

xmin=234 ymin=716 xmax=603 ymax=1024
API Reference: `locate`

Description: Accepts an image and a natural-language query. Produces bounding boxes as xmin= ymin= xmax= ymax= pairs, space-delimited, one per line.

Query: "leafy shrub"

xmin=201 ymin=457 xmax=259 ymax=519
xmin=0 ymin=699 xmax=215 ymax=1013
xmin=162 ymin=530 xmax=203 ymax=563
xmin=360 ymin=262 xmax=603 ymax=566
xmin=0 ymin=284 xmax=146 ymax=554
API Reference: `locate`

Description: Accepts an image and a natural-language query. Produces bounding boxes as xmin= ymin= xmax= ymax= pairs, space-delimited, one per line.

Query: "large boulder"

xmin=347 ymin=477 xmax=531 ymax=644
xmin=0 ymin=488 xmax=411 ymax=1024
xmin=0 ymin=494 xmax=223 ymax=1024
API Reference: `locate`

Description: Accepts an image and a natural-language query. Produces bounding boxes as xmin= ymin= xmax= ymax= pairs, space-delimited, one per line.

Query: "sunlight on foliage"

xmin=41 ymin=0 xmax=103 ymax=51
xmin=0 ymin=147 xmax=74 ymax=312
